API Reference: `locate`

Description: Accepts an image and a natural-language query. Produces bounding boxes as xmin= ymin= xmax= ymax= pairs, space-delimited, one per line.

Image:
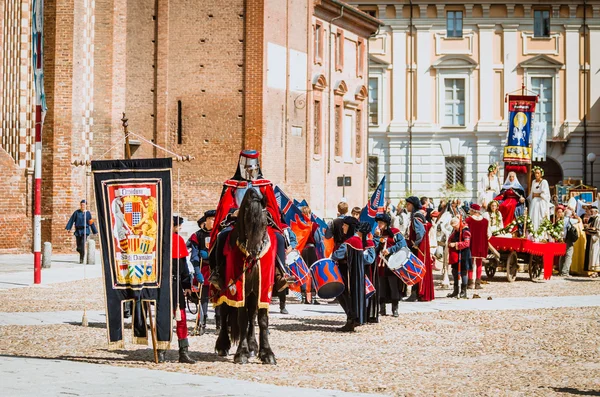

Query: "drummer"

xmin=373 ymin=213 xmax=407 ymax=319
xmin=331 ymin=217 xmax=369 ymax=331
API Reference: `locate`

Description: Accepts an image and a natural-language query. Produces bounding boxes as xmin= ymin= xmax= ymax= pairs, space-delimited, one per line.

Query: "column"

xmin=478 ymin=24 xmax=495 ymax=125
xmin=502 ymin=25 xmax=519 ymax=114
xmin=390 ymin=28 xmax=407 ymax=127
xmin=414 ymin=25 xmax=432 ymax=127
xmin=590 ymin=27 xmax=600 ymax=124
xmin=564 ymin=25 xmax=580 ymax=126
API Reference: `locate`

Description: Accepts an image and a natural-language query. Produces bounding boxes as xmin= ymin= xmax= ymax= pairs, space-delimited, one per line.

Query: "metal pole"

xmin=592 ymin=161 xmax=594 ymax=187
xmin=34 ymin=105 xmax=42 ymax=284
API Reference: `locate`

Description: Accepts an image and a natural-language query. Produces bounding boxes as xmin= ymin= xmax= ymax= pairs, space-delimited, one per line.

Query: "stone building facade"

xmin=350 ymin=1 xmax=600 ymax=202
xmin=0 ymin=0 xmax=379 ymax=253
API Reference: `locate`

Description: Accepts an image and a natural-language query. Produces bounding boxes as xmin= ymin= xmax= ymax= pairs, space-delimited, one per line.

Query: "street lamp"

xmin=588 ymin=152 xmax=597 ymax=187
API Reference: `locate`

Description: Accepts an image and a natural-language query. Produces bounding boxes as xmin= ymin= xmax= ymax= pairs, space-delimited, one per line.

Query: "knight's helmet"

xmin=238 ymin=149 xmax=260 ymax=181
xmin=234 ymin=149 xmax=264 ymax=207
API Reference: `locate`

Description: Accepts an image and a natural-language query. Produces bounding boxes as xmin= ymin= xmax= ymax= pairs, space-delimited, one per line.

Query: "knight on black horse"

xmin=208 ymin=150 xmax=289 ymax=364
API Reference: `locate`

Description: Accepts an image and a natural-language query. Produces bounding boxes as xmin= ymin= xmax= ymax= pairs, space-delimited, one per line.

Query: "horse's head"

xmin=235 ymin=188 xmax=268 ymax=259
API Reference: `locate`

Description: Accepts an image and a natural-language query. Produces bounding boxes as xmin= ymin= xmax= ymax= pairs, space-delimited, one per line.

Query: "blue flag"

xmin=274 ymin=186 xmax=306 ymax=226
xmin=359 ymin=176 xmax=386 ymax=233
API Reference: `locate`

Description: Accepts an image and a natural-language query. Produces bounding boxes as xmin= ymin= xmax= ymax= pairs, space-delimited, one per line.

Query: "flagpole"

xmin=34 ymin=106 xmax=42 ymax=284
xmin=32 ymin=0 xmax=45 ymax=285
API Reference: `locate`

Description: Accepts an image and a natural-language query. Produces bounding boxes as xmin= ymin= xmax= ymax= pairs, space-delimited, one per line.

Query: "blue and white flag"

xmin=359 ymin=176 xmax=386 ymax=233
xmin=32 ymin=0 xmax=47 ymax=112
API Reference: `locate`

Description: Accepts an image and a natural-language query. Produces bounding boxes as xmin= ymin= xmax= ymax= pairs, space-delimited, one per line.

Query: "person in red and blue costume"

xmin=187 ymin=209 xmax=216 ymax=334
xmin=157 ymin=216 xmax=195 ymax=364
xmin=208 ymin=150 xmax=284 ymax=288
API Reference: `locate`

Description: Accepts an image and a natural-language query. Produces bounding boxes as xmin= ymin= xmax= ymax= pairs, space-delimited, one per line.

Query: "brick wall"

xmin=0 ymin=149 xmax=31 ymax=252
xmin=41 ymin=0 xmax=81 ymax=253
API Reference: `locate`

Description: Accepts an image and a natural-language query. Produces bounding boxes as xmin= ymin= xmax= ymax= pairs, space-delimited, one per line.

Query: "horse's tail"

xmin=229 ymin=307 xmax=240 ymax=345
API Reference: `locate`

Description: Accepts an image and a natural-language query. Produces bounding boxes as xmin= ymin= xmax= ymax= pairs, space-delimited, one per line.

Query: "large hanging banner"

xmin=92 ymin=158 xmax=173 ymax=350
xmin=503 ymin=95 xmax=537 ymax=164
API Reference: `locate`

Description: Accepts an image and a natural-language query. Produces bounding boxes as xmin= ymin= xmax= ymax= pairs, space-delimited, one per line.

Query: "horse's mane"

xmin=231 ymin=188 xmax=267 ymax=258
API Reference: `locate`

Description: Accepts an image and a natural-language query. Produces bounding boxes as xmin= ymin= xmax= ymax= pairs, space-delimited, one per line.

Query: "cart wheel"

xmin=528 ymin=255 xmax=543 ymax=281
xmin=485 ymin=257 xmax=498 ymax=280
xmin=506 ymin=251 xmax=518 ymax=282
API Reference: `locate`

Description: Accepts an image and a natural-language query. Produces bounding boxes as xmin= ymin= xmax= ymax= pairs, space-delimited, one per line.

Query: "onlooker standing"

xmin=65 ymin=199 xmax=98 ymax=263
xmin=326 ymin=201 xmax=349 ymax=250
xmin=447 ymin=217 xmax=471 ymax=299
xmin=351 ymin=206 xmax=362 ymax=219
xmin=560 ymin=207 xmax=579 ymax=277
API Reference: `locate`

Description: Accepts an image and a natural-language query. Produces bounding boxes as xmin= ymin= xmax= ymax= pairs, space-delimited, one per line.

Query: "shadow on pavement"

xmin=549 ymin=387 xmax=600 ymax=396
xmin=270 ymin=317 xmax=345 ymax=333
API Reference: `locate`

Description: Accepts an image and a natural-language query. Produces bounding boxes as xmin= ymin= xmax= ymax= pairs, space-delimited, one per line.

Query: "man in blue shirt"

xmin=66 ymin=199 xmax=98 ymax=263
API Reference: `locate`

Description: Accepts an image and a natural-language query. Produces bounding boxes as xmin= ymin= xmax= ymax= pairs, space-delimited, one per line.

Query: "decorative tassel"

xmin=175 ymin=309 xmax=182 ymax=322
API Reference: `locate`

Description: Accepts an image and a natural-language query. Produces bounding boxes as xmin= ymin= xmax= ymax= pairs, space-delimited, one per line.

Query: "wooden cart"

xmin=485 ymin=236 xmax=567 ymax=282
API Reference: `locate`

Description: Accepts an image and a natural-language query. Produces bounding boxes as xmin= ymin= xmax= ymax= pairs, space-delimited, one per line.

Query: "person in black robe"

xmin=331 ymin=217 xmax=365 ymax=332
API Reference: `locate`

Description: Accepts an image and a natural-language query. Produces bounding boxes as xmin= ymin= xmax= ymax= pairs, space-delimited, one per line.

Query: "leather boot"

xmin=475 ymin=280 xmax=483 ymax=290
xmin=279 ymin=296 xmax=289 ymax=314
xmin=467 ymin=279 xmax=475 ymax=289
xmin=391 ymin=301 xmax=399 ymax=317
xmin=447 ymin=284 xmax=459 ymax=298
xmin=178 ymin=339 xmax=195 ymax=364
xmin=157 ymin=349 xmax=166 ymax=363
xmin=301 ymin=292 xmax=308 ymax=304
xmin=379 ymin=304 xmax=387 ymax=316
xmin=215 ymin=315 xmax=221 ymax=331
xmin=405 ymin=288 xmax=418 ymax=302
xmin=459 ymin=285 xmax=468 ymax=299
xmin=338 ymin=318 xmax=355 ymax=332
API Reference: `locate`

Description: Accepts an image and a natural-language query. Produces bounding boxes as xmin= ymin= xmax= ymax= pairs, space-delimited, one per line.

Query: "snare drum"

xmin=390 ymin=249 xmax=426 ymax=286
xmin=365 ymin=275 xmax=375 ymax=300
xmin=310 ymin=259 xmax=345 ymax=299
xmin=386 ymin=247 xmax=411 ymax=270
xmin=285 ymin=250 xmax=310 ymax=286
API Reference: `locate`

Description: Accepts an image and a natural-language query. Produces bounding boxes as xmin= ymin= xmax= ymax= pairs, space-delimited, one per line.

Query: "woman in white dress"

xmin=483 ymin=200 xmax=504 ymax=237
xmin=527 ymin=166 xmax=551 ymax=233
xmin=478 ymin=164 xmax=501 ymax=208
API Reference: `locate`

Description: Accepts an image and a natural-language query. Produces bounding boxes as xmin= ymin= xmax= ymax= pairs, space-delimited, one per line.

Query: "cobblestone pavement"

xmin=1 ymin=254 xmax=600 ymax=396
xmin=0 ymin=356 xmax=377 ymax=397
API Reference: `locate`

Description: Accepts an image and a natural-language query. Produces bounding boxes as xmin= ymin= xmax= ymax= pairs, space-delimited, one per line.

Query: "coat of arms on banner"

xmin=503 ymin=95 xmax=537 ymax=164
xmin=107 ymin=183 xmax=160 ymax=286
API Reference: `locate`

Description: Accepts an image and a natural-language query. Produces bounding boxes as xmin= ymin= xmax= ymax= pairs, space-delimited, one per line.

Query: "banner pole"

xmin=146 ymin=301 xmax=159 ymax=363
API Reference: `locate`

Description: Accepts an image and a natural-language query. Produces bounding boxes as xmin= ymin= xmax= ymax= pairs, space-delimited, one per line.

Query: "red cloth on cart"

xmin=466 ymin=216 xmax=489 ymax=258
xmin=489 ymin=237 xmax=567 ymax=280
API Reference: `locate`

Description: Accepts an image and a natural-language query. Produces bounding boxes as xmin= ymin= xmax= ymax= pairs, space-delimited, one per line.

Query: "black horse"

xmin=214 ymin=188 xmax=277 ymax=365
